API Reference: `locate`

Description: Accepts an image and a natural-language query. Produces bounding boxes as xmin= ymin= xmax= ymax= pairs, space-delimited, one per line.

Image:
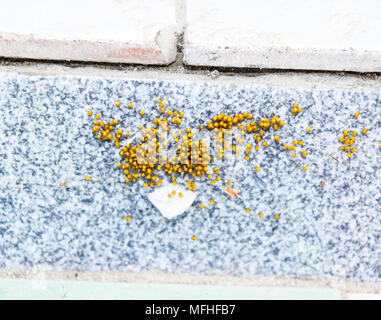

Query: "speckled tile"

xmin=0 ymin=72 xmax=380 ymax=281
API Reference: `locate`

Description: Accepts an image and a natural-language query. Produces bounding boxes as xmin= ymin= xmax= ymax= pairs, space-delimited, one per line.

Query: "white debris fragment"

xmin=147 ymin=184 xmax=196 ymax=219
xmin=209 ymin=69 xmax=220 ymax=79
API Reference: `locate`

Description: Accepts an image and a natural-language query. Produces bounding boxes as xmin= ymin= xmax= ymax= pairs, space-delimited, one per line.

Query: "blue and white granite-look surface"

xmin=0 ymin=72 xmax=380 ymax=281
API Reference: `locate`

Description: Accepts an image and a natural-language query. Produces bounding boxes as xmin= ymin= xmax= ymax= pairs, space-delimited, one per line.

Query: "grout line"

xmin=174 ymin=0 xmax=186 ymax=36
xmin=1 ymin=55 xmax=380 ymax=81
xmin=1 ymin=60 xmax=381 ymax=94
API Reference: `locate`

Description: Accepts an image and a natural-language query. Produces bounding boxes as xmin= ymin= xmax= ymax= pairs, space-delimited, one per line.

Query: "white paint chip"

xmin=184 ymin=0 xmax=381 ymax=72
xmin=0 ymin=0 xmax=177 ymax=64
xmin=147 ymin=184 xmax=196 ymax=219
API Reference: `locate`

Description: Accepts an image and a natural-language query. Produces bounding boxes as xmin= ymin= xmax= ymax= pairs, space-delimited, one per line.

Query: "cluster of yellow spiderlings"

xmin=90 ymin=99 xmax=214 ymax=192
xmin=203 ymin=112 xmax=288 ymax=169
xmin=85 ymin=101 xmax=374 ymax=235
xmin=339 ymin=130 xmax=358 ymax=158
xmin=282 ymin=139 xmax=307 ymax=163
xmin=92 ymin=115 xmax=119 ymax=143
xmin=206 ymin=112 xmax=249 ymax=130
xmin=88 ymin=99 xmax=313 ymax=227
xmin=339 ymin=111 xmax=368 ymax=158
xmin=291 ymin=103 xmax=302 ymax=116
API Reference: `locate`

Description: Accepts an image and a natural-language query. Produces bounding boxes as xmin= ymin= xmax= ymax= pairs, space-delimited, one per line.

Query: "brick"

xmin=184 ymin=0 xmax=381 ymax=72
xmin=0 ymin=0 xmax=177 ymax=65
